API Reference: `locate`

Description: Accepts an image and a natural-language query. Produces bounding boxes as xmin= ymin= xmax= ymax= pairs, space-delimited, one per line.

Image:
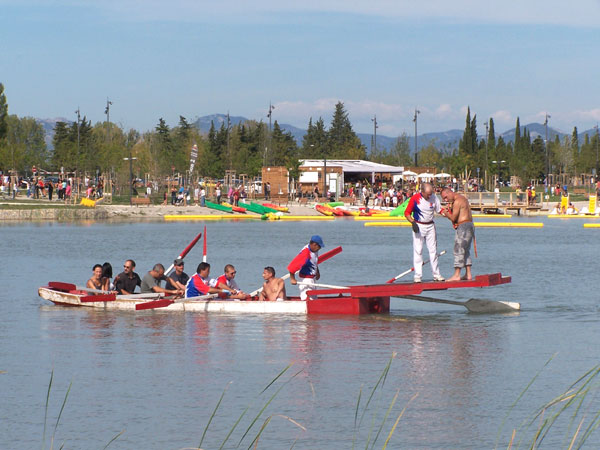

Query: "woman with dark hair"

xmin=86 ymin=264 xmax=104 ymax=290
xmin=102 ymin=262 xmax=113 ymax=291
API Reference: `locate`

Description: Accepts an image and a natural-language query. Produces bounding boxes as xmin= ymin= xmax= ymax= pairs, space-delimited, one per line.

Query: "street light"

xmin=413 ymin=108 xmax=420 ymax=167
xmin=595 ymin=124 xmax=599 ymax=179
xmin=544 ymin=113 xmax=551 ymax=188
xmin=491 ymin=160 xmax=506 ymax=186
xmin=123 ymin=151 xmax=137 ymax=206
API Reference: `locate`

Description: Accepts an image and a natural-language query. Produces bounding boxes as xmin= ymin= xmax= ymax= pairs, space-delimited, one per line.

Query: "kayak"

xmin=252 ymin=201 xmax=279 ymax=214
xmin=262 ymin=202 xmax=289 ymax=213
xmin=315 ymin=204 xmax=334 ymax=216
xmin=389 ymin=198 xmax=410 ymax=217
xmin=206 ymin=200 xmax=232 ymax=213
xmin=335 ymin=208 xmax=359 ymax=216
xmin=222 ymin=202 xmax=247 ymax=213
xmin=240 ymin=201 xmax=266 ymax=215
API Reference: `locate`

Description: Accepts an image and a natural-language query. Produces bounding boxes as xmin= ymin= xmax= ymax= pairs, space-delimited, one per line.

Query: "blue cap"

xmin=310 ymin=235 xmax=325 ymax=248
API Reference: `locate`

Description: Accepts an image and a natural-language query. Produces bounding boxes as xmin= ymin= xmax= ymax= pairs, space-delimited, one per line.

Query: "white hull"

xmin=38 ymin=287 xmax=307 ymax=314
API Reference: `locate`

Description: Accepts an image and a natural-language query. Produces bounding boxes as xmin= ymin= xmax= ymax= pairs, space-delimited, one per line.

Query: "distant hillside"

xmin=37 ymin=114 xmax=600 ymax=154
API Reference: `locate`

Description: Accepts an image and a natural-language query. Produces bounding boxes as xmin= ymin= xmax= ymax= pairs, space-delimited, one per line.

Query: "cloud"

xmin=491 ymin=110 xmax=513 ymax=124
xmin=6 ymin=0 xmax=600 ymax=27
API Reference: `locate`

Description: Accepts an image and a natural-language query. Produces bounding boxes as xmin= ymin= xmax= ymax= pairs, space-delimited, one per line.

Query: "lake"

xmin=1 ymin=217 xmax=599 ymax=449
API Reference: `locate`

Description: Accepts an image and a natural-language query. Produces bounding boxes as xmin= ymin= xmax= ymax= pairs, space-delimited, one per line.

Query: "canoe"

xmin=251 ymin=201 xmax=279 ymax=214
xmin=206 ymin=200 xmax=232 ymax=213
xmin=222 ymin=202 xmax=247 ymax=213
xmin=326 ymin=201 xmax=344 ymax=208
xmin=262 ymin=202 xmax=289 ymax=213
xmin=315 ymin=204 xmax=334 ymax=216
xmin=239 ymin=201 xmax=264 ymax=214
xmin=39 ymin=273 xmax=514 ymax=315
xmin=335 ymin=208 xmax=359 ymax=216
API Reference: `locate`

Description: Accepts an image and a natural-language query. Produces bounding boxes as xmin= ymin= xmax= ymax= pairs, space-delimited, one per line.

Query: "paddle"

xmin=135 ymin=293 xmax=217 ymax=311
xmin=164 ymin=231 xmax=203 ymax=276
xmin=385 ymin=250 xmax=447 ymax=283
xmin=249 ymin=245 xmax=343 ymax=297
xmin=398 ymin=294 xmax=520 ymax=313
xmin=202 ymin=225 xmax=207 ymax=263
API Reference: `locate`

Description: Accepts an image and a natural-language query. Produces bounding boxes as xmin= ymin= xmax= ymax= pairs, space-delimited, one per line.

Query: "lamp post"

xmin=484 ymin=120 xmax=489 ymax=190
xmin=595 ymin=124 xmax=599 ymax=179
xmin=371 ymin=115 xmax=378 ymax=153
xmin=413 ymin=108 xmax=420 ymax=167
xmin=544 ymin=113 xmax=551 ymax=188
xmin=123 ymin=151 xmax=137 ymax=206
xmin=105 ymin=97 xmax=112 ymax=142
xmin=267 ymin=102 xmax=274 ymax=166
xmin=491 ymin=160 xmax=506 ymax=186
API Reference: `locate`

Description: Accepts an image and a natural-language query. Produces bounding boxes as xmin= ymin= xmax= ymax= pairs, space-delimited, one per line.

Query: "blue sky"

xmin=2 ymin=0 xmax=600 ymax=137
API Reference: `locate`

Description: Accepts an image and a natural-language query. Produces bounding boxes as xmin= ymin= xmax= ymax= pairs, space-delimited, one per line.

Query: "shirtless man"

xmin=259 ymin=266 xmax=287 ymax=301
xmin=440 ymin=188 xmax=475 ymax=281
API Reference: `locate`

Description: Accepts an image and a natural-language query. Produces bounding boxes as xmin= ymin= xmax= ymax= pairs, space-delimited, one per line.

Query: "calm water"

xmin=1 ymin=217 xmax=599 ymax=449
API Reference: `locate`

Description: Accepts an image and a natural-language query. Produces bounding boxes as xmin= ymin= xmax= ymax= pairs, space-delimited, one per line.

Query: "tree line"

xmin=1 ymin=82 xmax=598 ymax=187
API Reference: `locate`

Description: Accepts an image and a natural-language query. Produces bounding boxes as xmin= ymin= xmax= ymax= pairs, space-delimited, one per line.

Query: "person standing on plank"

xmin=288 ymin=235 xmax=324 ymax=300
xmin=404 ymin=182 xmax=445 ymax=283
xmin=440 ymin=188 xmax=475 ymax=281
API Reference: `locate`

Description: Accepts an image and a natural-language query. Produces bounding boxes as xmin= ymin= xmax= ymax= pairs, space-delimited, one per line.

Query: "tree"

xmin=572 ymin=127 xmax=580 ymax=174
xmin=301 ymin=117 xmax=327 ymax=158
xmin=0 ymin=83 xmax=7 ymax=141
xmin=458 ymin=107 xmax=478 ymax=168
xmin=326 ymin=101 xmax=365 ymax=159
xmin=269 ymin=121 xmax=298 ymax=166
xmin=1 ymin=115 xmax=47 ymax=172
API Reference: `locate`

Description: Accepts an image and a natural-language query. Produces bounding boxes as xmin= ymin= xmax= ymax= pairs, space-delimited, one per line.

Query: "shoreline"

xmin=0 ymin=199 xmax=592 ymax=221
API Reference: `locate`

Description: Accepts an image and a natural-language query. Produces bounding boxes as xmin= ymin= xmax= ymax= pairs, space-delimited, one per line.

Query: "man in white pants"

xmin=404 ymin=183 xmax=444 ymax=283
xmin=288 ymin=235 xmax=323 ymax=300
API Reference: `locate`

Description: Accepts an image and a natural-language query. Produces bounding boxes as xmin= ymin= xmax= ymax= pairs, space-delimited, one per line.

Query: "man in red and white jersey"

xmin=215 ymin=264 xmax=248 ymax=300
xmin=404 ymin=183 xmax=445 ymax=283
xmin=185 ymin=262 xmax=230 ymax=299
xmin=288 ymin=235 xmax=323 ymax=300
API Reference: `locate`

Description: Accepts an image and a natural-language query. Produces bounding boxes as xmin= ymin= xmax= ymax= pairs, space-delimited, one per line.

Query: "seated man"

xmin=215 ymin=264 xmax=248 ymax=300
xmin=166 ymin=258 xmax=189 ymax=291
xmin=259 ymin=266 xmax=287 ymax=301
xmin=113 ymin=259 xmax=142 ymax=295
xmin=140 ymin=263 xmax=183 ymax=296
xmin=185 ymin=262 xmax=231 ymax=298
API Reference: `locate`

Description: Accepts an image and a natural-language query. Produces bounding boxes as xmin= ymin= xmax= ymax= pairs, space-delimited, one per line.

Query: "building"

xmin=298 ymin=159 xmax=406 ymax=198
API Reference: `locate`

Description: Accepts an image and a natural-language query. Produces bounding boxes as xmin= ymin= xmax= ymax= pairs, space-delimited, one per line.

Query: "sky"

xmin=2 ymin=0 xmax=600 ymax=137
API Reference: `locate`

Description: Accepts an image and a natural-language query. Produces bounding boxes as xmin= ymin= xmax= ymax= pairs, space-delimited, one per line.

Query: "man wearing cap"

xmin=166 ymin=258 xmax=190 ymax=291
xmin=288 ymin=235 xmax=324 ymax=300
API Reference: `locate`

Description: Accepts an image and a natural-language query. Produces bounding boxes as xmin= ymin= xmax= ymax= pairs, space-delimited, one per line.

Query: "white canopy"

xmin=402 ymin=170 xmax=417 ymax=177
xmin=434 ymin=173 xmax=451 ymax=178
xmin=417 ymin=173 xmax=434 ymax=179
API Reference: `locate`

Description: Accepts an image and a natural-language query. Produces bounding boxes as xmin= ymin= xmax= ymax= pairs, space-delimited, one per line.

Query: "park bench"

xmin=131 ymin=197 xmax=151 ymax=206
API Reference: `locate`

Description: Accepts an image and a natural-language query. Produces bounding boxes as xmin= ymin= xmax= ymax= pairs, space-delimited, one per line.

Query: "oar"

xmin=164 ymin=231 xmax=203 ymax=276
xmin=249 ymin=245 xmax=343 ymax=297
xmin=385 ymin=250 xmax=447 ymax=283
xmin=135 ymin=293 xmax=218 ymax=311
xmin=202 ymin=225 xmax=207 ymax=263
xmin=398 ymin=294 xmax=520 ymax=313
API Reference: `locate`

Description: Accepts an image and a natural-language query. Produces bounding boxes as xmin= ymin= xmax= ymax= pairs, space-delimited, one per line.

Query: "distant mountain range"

xmin=37 ymin=115 xmax=597 ymax=153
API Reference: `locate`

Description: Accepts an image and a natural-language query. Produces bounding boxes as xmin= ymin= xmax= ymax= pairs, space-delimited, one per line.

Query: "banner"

xmin=189 ymin=143 xmax=198 ymax=175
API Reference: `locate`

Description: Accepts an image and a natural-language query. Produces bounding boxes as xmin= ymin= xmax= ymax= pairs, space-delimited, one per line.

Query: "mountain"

xmin=37 ymin=117 xmax=70 ymax=149
xmin=37 ymin=114 xmax=600 ymax=154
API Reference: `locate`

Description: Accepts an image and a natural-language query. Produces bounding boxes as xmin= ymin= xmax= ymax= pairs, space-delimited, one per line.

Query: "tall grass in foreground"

xmin=496 ymin=356 xmax=600 ymax=449
xmin=195 ymin=354 xmax=417 ymax=450
xmin=41 ymin=370 xmax=124 ymax=450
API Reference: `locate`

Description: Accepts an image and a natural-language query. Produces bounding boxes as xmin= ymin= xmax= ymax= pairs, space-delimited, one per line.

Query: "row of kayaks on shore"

xmin=205 ymin=200 xmax=290 ymax=216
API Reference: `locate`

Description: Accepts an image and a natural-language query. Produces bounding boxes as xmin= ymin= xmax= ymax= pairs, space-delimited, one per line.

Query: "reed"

xmin=496 ymin=358 xmax=600 ymax=449
xmin=41 ymin=371 xmax=123 ymax=450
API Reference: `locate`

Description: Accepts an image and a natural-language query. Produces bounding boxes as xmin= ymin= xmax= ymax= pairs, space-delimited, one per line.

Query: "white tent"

xmin=434 ymin=173 xmax=451 ymax=178
xmin=402 ymin=170 xmax=417 ymax=177
xmin=417 ymin=173 xmax=434 ymax=179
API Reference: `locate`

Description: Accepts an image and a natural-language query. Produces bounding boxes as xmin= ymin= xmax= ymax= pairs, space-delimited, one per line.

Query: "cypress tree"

xmin=0 ymin=83 xmax=7 ymax=140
